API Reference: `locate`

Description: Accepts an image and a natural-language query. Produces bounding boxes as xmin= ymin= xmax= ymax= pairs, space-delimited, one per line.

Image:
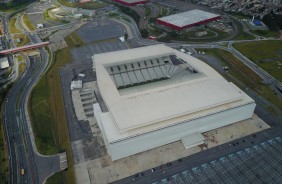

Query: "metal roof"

xmin=158 ymin=9 xmax=220 ymax=28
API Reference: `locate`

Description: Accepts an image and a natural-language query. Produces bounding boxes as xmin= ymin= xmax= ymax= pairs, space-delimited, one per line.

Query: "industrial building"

xmin=92 ymin=44 xmax=256 ymax=161
xmin=113 ymin=0 xmax=147 ymax=6
xmin=157 ymin=9 xmax=220 ymax=30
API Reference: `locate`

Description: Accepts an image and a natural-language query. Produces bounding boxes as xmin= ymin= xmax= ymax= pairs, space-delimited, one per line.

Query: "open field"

xmin=29 ymin=74 xmax=61 ymax=155
xmin=159 ymin=28 xmax=230 ymax=42
xmin=0 ymin=1 xmax=31 ymax=12
xmin=23 ymin=14 xmax=35 ymax=31
xmin=9 ymin=17 xmax=20 ymax=34
xmin=144 ymin=5 xmax=151 ymax=17
xmin=250 ymin=30 xmax=280 ymax=38
xmin=64 ymin=32 xmax=84 ymax=47
xmin=18 ymin=62 xmax=26 ymax=76
xmin=197 ymin=48 xmax=282 ymax=111
xmin=30 ymin=47 xmax=75 ymax=183
xmin=233 ymin=40 xmax=282 ymax=82
xmin=46 ymin=170 xmax=65 ymax=184
xmin=233 ymin=31 xmax=255 ymax=40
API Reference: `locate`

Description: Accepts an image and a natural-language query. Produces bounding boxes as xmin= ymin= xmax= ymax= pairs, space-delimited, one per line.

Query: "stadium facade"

xmin=113 ymin=0 xmax=148 ymax=6
xmin=92 ymin=45 xmax=255 ymax=161
xmin=157 ymin=9 xmax=220 ymax=30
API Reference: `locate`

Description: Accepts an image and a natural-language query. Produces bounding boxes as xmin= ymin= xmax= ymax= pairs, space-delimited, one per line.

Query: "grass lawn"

xmin=18 ymin=62 xmax=26 ymax=76
xmin=46 ymin=170 xmax=65 ymax=184
xmin=232 ymin=32 xmax=255 ymax=40
xmin=29 ymin=47 xmax=75 ymax=184
xmin=148 ymin=24 xmax=163 ymax=36
xmin=197 ymin=48 xmax=282 ymax=111
xmin=159 ymin=28 xmax=230 ymax=42
xmin=234 ymin=40 xmax=282 ymax=82
xmin=45 ymin=48 xmax=75 ymax=184
xmin=144 ymin=5 xmax=151 ymax=17
xmin=23 ymin=14 xmax=35 ymax=31
xmin=250 ymin=30 xmax=280 ymax=38
xmin=64 ymin=32 xmax=84 ymax=47
xmin=9 ymin=17 xmax=20 ymax=34
xmin=0 ymin=1 xmax=32 ymax=12
xmin=13 ymin=34 xmax=31 ymax=47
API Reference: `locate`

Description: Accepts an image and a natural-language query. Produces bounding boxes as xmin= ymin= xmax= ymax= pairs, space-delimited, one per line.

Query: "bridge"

xmin=0 ymin=41 xmax=50 ymax=55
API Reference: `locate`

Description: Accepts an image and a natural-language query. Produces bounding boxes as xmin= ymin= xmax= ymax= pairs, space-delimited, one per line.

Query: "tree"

xmin=140 ymin=29 xmax=149 ymax=38
xmin=262 ymin=14 xmax=279 ymax=31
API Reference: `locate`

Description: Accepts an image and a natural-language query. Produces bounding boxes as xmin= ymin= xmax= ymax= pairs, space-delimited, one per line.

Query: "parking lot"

xmin=149 ymin=136 xmax=282 ymax=184
xmin=76 ymin=20 xmax=125 ymax=43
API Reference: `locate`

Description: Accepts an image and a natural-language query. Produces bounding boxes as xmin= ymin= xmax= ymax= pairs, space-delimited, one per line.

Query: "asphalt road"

xmin=2 ymin=10 xmax=63 ymax=183
xmin=2 ymin=48 xmax=61 ymax=184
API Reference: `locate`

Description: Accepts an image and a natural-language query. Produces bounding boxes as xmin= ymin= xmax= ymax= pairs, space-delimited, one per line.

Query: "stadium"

xmin=92 ymin=44 xmax=256 ymax=161
xmin=157 ymin=9 xmax=220 ymax=30
xmin=113 ymin=0 xmax=148 ymax=6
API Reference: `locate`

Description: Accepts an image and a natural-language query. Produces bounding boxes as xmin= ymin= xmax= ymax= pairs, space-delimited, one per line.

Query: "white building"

xmin=93 ymin=45 xmax=256 ymax=161
xmin=37 ymin=24 xmax=44 ymax=29
xmin=0 ymin=57 xmax=9 ymax=69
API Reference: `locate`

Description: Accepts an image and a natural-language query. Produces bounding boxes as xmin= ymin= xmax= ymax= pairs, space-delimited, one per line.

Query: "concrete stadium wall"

xmin=156 ymin=16 xmax=221 ymax=31
xmin=107 ymin=102 xmax=256 ymax=160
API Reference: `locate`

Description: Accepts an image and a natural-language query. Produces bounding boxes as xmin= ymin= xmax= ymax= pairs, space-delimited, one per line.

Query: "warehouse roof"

xmin=93 ymin=45 xmax=253 ymax=139
xmin=158 ymin=9 xmax=220 ymax=28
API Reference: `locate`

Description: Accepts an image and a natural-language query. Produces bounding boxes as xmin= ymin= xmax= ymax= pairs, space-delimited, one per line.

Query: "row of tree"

xmin=262 ymin=13 xmax=282 ymax=31
xmin=0 ymin=0 xmax=34 ymax=10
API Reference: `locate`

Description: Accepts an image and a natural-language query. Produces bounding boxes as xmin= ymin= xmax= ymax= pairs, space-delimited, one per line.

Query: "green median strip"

xmin=197 ymin=48 xmax=282 ymax=111
xmin=23 ymin=14 xmax=35 ymax=31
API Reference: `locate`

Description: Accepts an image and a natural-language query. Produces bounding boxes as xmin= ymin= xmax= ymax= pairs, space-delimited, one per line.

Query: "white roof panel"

xmin=158 ymin=9 xmax=220 ymax=28
xmin=94 ymin=45 xmax=252 ymax=133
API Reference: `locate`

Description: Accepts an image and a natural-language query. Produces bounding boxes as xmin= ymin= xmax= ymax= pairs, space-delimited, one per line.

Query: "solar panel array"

xmin=106 ymin=55 xmax=185 ymax=89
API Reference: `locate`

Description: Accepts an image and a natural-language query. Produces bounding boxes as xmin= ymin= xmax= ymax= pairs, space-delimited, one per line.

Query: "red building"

xmin=114 ymin=0 xmax=148 ymax=6
xmin=157 ymin=9 xmax=220 ymax=31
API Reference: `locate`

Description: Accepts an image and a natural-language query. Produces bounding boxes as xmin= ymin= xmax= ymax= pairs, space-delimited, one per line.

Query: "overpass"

xmin=0 ymin=41 xmax=50 ymax=55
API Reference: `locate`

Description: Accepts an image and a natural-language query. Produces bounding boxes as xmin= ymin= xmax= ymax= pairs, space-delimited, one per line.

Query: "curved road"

xmin=2 ymin=46 xmax=62 ymax=184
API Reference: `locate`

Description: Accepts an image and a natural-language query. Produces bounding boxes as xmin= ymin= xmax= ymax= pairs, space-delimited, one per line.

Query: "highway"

xmin=2 ymin=45 xmax=63 ymax=183
xmin=1 ymin=5 xmax=65 ymax=183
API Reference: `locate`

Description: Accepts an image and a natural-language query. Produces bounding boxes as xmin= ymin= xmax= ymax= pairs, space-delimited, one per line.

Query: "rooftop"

xmin=158 ymin=9 xmax=220 ymax=27
xmin=94 ymin=45 xmax=254 ymax=142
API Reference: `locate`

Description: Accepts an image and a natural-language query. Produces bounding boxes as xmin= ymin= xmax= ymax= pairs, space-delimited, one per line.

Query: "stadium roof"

xmin=158 ymin=9 xmax=220 ymax=28
xmin=94 ymin=45 xmax=254 ymax=142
